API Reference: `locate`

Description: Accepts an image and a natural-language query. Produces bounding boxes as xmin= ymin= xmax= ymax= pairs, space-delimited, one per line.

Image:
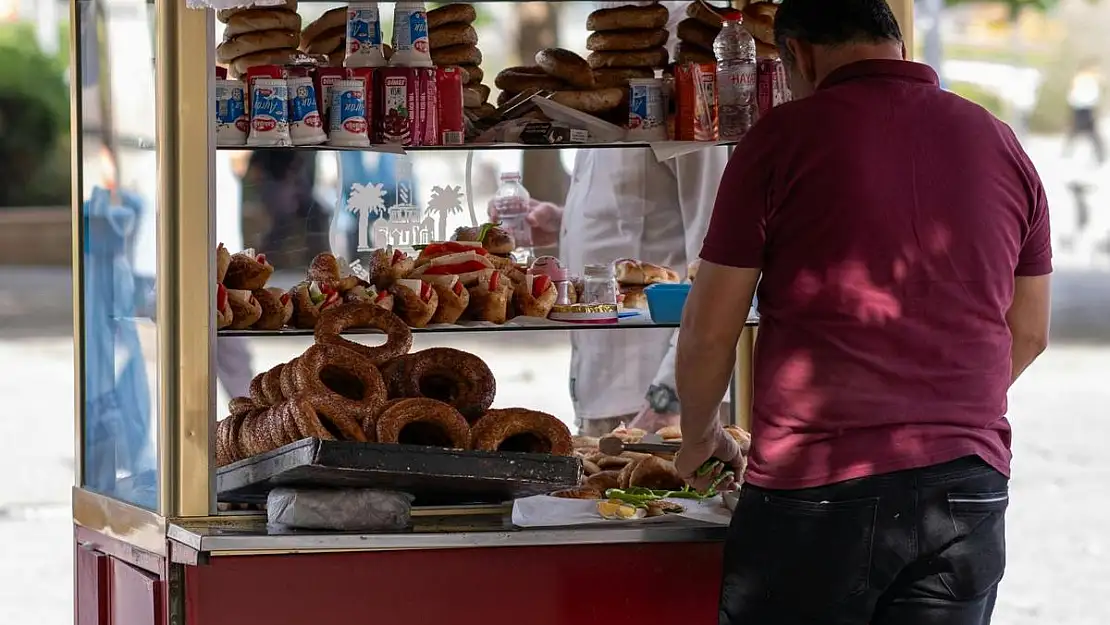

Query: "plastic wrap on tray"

xmin=267 ymin=487 xmax=414 ymax=531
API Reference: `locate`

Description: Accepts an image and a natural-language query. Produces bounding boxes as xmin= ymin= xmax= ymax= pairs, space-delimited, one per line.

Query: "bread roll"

xmin=301 ymin=7 xmax=346 ymax=46
xmin=535 ymin=48 xmax=595 ymax=89
xmin=217 ymin=29 xmax=300 ymax=63
xmin=677 ymin=18 xmax=720 ymax=51
xmin=621 ymin=286 xmax=648 ymax=310
xmin=586 ymin=48 xmax=669 ymax=70
xmin=592 ymin=67 xmax=654 ymax=88
xmin=586 ymin=4 xmax=669 ymax=32
xmin=586 ymin=28 xmax=669 ymax=52
xmin=230 ymin=48 xmax=300 ymax=76
xmin=551 ymin=88 xmax=625 ymax=113
xmin=686 ymin=0 xmax=729 ymax=29
xmin=431 ymin=44 xmax=482 ymax=66
xmin=742 ymin=1 xmax=776 ymax=45
xmin=303 ymin=26 xmax=344 ymax=55
xmin=427 ymin=3 xmax=478 ymax=29
xmin=223 ymin=9 xmax=302 ymax=39
xmin=430 ymin=23 xmax=478 ymax=49
xmin=496 ymin=66 xmax=569 ymax=92
xmin=675 ymin=41 xmax=715 ymax=65
xmin=217 ymin=0 xmax=297 ymax=23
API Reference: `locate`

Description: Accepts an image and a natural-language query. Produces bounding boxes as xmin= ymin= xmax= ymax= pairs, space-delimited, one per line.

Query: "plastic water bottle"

xmin=714 ymin=13 xmax=757 ymax=141
xmin=491 ymin=172 xmax=534 ymax=261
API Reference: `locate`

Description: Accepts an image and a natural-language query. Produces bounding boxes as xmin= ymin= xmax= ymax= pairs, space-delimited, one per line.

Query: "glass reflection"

xmin=78 ymin=0 xmax=158 ymax=510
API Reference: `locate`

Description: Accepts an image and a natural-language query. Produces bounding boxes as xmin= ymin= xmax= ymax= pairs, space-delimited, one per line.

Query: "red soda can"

xmin=417 ymin=67 xmax=439 ymax=146
xmin=756 ymin=58 xmax=791 ymax=121
xmin=435 ymin=67 xmax=465 ymax=146
xmin=374 ymin=68 xmax=420 ymax=145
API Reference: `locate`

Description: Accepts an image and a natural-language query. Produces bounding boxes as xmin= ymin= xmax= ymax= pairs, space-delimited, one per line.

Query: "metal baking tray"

xmin=216 ymin=438 xmax=583 ymax=505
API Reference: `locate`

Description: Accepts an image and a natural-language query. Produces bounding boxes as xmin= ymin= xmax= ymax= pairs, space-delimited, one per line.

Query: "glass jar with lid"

xmin=582 ymin=263 xmax=618 ymax=306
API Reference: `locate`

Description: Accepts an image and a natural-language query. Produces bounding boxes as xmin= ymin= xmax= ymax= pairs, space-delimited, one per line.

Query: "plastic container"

xmin=644 ymin=283 xmax=691 ymax=323
xmin=390 ymin=1 xmax=432 ymax=67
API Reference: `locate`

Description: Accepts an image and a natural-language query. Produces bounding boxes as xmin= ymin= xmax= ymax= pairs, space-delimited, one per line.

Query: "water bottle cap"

xmin=721 ymin=9 xmax=743 ymax=22
xmin=500 ymin=172 xmax=522 ymax=181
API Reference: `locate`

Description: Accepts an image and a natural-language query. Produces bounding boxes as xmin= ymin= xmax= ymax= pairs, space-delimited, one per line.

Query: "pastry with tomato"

xmin=308 ymin=252 xmax=362 ymax=292
xmin=453 ymin=223 xmax=515 ymax=258
xmin=216 ymin=243 xmax=232 ymax=284
xmin=344 ymin=284 xmax=395 ymax=312
xmin=226 ymin=289 xmax=263 ymax=330
xmin=224 ymin=248 xmax=274 ymax=290
xmin=252 ymin=287 xmax=294 ymax=330
xmin=289 ymin=281 xmax=342 ymax=329
xmin=514 ymin=273 xmax=558 ymax=318
xmin=466 ymin=270 xmax=513 ymax=324
xmin=369 ymin=247 xmax=415 ymax=290
xmin=390 ymin=279 xmax=440 ymax=328
xmin=421 ymin=275 xmax=470 ymax=324
xmin=216 ymin=283 xmax=234 ymax=329
xmin=410 ymin=241 xmax=496 ymax=286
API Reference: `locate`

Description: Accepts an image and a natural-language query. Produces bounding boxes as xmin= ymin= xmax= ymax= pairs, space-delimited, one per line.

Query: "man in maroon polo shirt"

xmin=672 ymin=1 xmax=1052 ymax=623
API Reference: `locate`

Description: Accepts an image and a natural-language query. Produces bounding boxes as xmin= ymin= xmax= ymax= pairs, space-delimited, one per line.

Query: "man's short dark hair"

xmin=774 ymin=0 xmax=903 ymax=53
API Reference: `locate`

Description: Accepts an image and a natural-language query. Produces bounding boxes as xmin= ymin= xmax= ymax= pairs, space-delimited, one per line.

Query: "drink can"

xmin=435 ymin=66 xmax=465 ymax=145
xmin=675 ymin=63 xmax=718 ymax=141
xmin=756 ymin=58 xmax=791 ymax=121
xmin=415 ymin=67 xmax=438 ymax=146
xmin=627 ymin=78 xmax=666 ymax=141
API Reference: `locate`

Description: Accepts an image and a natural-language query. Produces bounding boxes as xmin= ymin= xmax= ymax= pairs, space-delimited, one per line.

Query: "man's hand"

xmin=627 ymin=404 xmax=679 ymax=433
xmin=487 ymin=199 xmax=563 ymax=248
xmin=674 ymin=426 xmax=744 ymax=493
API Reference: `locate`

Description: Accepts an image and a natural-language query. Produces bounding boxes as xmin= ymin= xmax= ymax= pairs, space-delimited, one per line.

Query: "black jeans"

xmin=719 ymin=456 xmax=1008 ymax=625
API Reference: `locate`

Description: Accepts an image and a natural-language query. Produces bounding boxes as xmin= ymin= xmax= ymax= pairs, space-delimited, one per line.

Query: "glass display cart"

xmin=69 ymin=1 xmax=913 ymax=623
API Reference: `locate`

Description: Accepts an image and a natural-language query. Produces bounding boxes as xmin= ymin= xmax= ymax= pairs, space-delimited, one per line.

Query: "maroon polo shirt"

xmin=701 ymin=60 xmax=1052 ymax=489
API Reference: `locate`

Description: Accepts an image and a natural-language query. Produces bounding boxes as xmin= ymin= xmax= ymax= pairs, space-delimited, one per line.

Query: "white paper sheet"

xmin=512 ymin=495 xmax=733 ymax=528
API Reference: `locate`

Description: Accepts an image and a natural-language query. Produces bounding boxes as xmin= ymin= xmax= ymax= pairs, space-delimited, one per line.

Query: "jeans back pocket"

xmin=723 ymin=490 xmax=879 ymax=614
xmin=940 ymin=491 xmax=1008 ymax=600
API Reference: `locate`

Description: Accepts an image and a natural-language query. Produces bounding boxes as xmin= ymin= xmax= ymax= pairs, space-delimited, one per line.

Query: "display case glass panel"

xmin=76 ymin=0 xmax=160 ymax=510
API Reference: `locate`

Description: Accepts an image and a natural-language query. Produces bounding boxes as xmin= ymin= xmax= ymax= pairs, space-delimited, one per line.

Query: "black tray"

xmin=216 ymin=438 xmax=583 ymax=505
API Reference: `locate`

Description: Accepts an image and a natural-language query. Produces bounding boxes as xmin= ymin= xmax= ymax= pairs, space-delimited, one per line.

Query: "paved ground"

xmin=1 ymin=131 xmax=1109 ymax=622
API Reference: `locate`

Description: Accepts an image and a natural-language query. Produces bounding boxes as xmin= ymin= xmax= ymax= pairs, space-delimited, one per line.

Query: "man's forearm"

xmin=676 ymin=337 xmax=735 ymax=442
xmin=1010 ymin=335 xmax=1047 ymax=386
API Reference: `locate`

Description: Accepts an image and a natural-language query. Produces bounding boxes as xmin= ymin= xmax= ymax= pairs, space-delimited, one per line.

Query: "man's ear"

xmin=786 ymin=39 xmax=815 ymax=82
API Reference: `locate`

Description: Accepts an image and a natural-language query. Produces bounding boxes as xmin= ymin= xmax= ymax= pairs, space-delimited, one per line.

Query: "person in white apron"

xmin=561 ymin=147 xmax=729 ymax=435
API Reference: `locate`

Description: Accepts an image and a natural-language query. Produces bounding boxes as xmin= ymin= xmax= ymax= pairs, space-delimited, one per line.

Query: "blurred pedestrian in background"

xmin=1063 ymin=58 xmax=1104 ymax=166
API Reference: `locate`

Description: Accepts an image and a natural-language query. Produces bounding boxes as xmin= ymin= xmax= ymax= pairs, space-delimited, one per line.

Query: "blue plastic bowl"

xmin=644 ymin=283 xmax=691 ymax=324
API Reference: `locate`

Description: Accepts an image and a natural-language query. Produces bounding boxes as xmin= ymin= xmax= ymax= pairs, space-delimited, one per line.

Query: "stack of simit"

xmin=428 ymin=3 xmax=496 ymax=121
xmin=585 ymin=2 xmax=671 ymax=88
xmin=216 ymin=0 xmax=302 ymax=77
xmin=298 ymin=7 xmax=348 ymax=67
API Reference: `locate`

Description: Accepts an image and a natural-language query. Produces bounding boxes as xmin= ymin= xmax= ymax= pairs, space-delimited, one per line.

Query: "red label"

xmin=253 ymin=118 xmax=277 ymax=132
xmin=435 ymin=67 xmax=465 ymax=146
xmin=344 ymin=118 xmax=368 ymax=134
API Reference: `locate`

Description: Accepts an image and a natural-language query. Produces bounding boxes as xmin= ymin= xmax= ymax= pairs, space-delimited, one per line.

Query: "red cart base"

xmin=185 ymin=542 xmax=724 ymax=625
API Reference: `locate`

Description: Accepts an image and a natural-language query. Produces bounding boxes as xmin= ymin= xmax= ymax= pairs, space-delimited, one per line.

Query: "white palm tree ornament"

xmin=347 ymin=182 xmax=386 ymax=252
xmin=426 ymin=185 xmax=465 ymax=241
